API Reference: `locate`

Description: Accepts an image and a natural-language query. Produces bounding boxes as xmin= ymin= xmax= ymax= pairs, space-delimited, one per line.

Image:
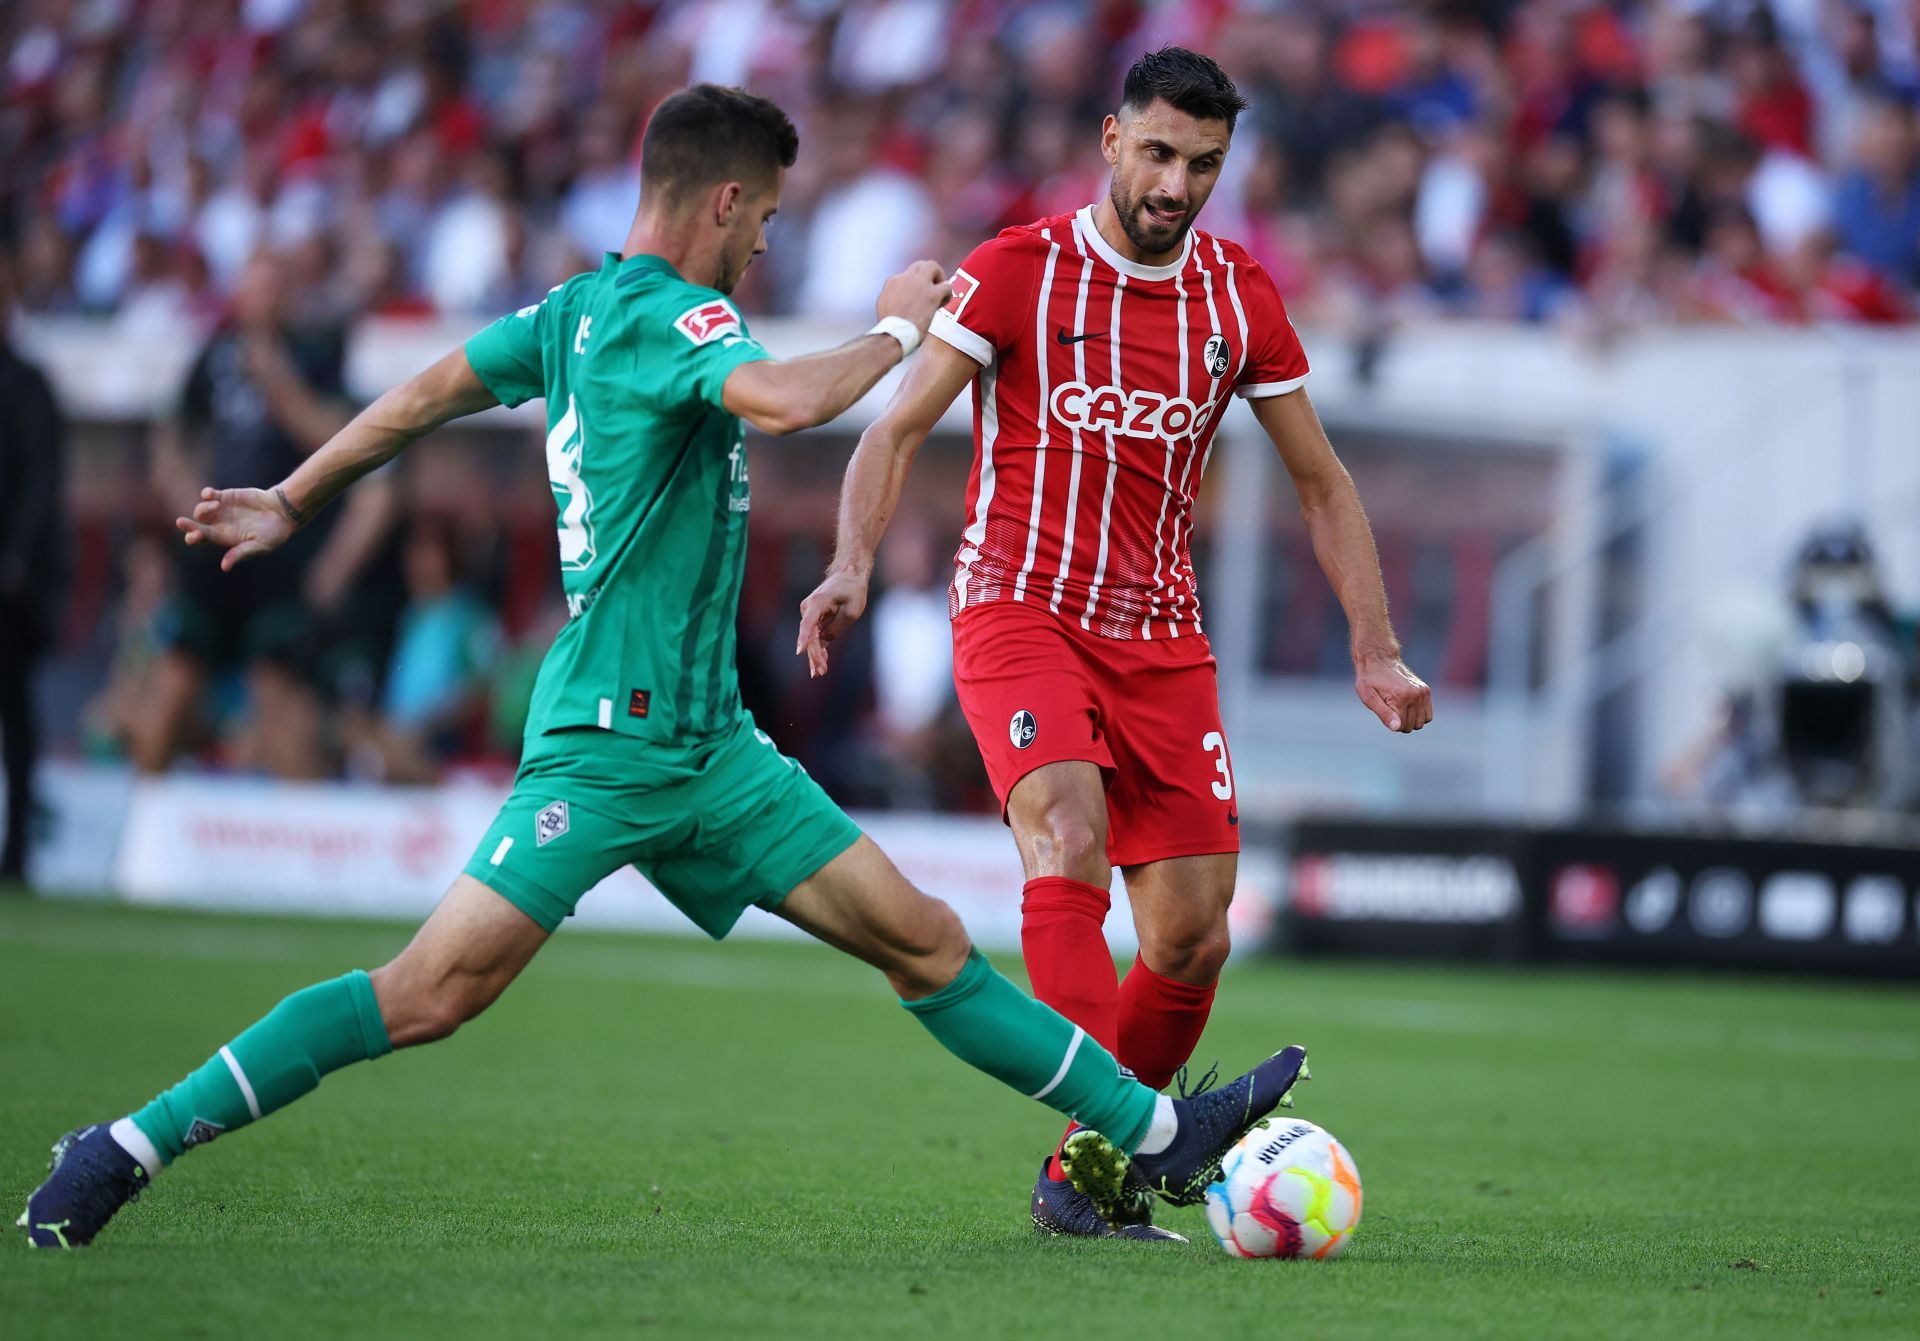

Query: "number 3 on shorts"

xmin=1202 ymin=731 xmax=1233 ymax=801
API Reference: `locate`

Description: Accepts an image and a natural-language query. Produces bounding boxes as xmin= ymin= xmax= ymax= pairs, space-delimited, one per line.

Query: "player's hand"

xmin=176 ymin=486 xmax=296 ymax=571
xmin=796 ymin=567 xmax=871 ymax=678
xmin=1355 ymin=657 xmax=1432 ymax=733
xmin=876 ymin=260 xmax=951 ymax=335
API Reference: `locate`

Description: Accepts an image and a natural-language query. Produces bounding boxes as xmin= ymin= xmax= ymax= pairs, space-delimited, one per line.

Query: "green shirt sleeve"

xmin=465 ymin=300 xmax=548 ymax=408
xmin=663 ymin=291 xmax=773 ymax=411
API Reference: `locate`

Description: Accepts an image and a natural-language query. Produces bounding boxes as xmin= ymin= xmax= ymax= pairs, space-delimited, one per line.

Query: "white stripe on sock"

xmin=1027 ymin=1026 xmax=1086 ymax=1101
xmin=219 ymin=1045 xmax=263 ymax=1120
xmin=109 ymin=1117 xmax=163 ymax=1173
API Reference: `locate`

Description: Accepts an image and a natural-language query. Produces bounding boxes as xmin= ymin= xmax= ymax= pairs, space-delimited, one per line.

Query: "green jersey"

xmin=465 ymin=252 xmax=773 ymax=743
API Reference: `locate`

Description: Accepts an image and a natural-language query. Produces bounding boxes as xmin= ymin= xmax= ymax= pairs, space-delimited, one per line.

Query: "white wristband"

xmin=868 ymin=315 xmax=922 ymax=359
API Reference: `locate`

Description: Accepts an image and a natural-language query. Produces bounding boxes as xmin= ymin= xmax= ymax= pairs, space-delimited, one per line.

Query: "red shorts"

xmin=950 ymin=600 xmax=1239 ymax=867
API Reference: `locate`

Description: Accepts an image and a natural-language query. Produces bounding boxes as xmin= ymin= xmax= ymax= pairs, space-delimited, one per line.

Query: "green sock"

xmin=902 ymin=947 xmax=1155 ymax=1150
xmin=128 ymin=970 xmax=392 ymax=1165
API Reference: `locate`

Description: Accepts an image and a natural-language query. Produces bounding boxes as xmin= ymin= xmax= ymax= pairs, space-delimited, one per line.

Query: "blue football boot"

xmin=1060 ymin=1045 xmax=1309 ymax=1228
xmin=1031 ymin=1154 xmax=1186 ymax=1242
xmin=17 ymin=1124 xmax=151 ymax=1248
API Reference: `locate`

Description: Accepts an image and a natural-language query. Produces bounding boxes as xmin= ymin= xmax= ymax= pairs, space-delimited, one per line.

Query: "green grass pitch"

xmin=3 ymin=895 xmax=1916 ymax=1339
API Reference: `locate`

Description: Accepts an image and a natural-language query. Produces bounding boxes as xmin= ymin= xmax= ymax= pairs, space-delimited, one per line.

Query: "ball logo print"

xmin=535 ymin=800 xmax=570 ymax=847
xmin=1203 ymin=333 xmax=1230 ymax=379
xmin=1009 ymin=710 xmax=1038 ymax=750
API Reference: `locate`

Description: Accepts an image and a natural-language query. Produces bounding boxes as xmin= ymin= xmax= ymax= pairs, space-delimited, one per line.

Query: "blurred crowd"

xmin=3 ymin=0 xmax=1919 ymax=338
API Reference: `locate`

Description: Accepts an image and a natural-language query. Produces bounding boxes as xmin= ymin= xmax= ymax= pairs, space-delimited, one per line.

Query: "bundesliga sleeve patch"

xmin=944 ymin=268 xmax=979 ymax=320
xmin=673 ymin=299 xmax=745 ymax=346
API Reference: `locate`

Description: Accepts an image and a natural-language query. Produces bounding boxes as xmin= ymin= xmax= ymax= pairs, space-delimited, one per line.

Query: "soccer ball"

xmin=1203 ymin=1118 xmax=1362 ymax=1259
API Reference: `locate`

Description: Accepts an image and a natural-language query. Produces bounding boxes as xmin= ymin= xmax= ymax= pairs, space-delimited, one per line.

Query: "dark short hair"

xmin=640 ymin=84 xmax=799 ymax=201
xmin=1121 ymin=46 xmax=1248 ymax=134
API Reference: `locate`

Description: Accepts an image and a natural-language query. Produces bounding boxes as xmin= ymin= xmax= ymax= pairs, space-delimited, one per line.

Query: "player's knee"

xmin=1141 ymin=920 xmax=1232 ymax=984
xmin=1024 ymin=804 xmax=1109 ymax=879
xmin=1186 ymin=926 xmax=1233 ymax=981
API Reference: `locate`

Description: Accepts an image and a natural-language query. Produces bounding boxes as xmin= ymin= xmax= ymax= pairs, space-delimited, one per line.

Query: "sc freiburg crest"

xmin=1009 ymin=710 xmax=1038 ymax=750
xmin=1203 ymin=333 xmax=1230 ymax=379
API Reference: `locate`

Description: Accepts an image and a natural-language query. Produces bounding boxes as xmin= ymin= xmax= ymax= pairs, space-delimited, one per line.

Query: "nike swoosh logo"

xmin=1055 ymin=328 xmax=1104 ymax=345
xmin=1227 ymin=812 xmax=1239 ymax=827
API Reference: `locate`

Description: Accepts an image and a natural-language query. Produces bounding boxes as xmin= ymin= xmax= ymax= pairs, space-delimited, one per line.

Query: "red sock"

xmin=1021 ymin=876 xmax=1118 ymax=1180
xmin=1117 ymin=955 xmax=1218 ymax=1092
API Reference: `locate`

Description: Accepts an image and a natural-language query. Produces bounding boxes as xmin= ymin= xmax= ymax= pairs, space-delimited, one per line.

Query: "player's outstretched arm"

xmin=722 ymin=262 xmax=950 ymax=436
xmin=1250 ymin=388 xmax=1433 ymax=733
xmin=795 ymin=336 xmax=978 ymax=677
xmin=176 ymin=347 xmax=499 ymax=569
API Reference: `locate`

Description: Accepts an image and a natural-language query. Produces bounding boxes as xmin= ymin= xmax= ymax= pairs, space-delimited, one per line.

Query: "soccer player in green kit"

xmin=21 ymin=85 xmax=1305 ymax=1249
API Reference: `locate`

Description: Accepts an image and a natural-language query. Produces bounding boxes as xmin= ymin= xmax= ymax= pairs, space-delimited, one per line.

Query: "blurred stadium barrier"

xmin=17 ymin=759 xmax=1281 ymax=954
xmin=1285 ymin=814 xmax=1920 ymax=979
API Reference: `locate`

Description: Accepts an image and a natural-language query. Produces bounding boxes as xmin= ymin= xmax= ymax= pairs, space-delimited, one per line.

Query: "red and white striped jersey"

xmin=929 ymin=205 xmax=1309 ymax=640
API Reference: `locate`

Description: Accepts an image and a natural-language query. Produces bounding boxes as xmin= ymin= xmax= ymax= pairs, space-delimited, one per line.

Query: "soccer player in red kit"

xmin=799 ymin=47 xmax=1432 ymax=1238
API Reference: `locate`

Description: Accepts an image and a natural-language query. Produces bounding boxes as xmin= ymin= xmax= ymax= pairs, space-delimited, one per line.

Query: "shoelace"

xmin=1175 ymin=1060 xmax=1220 ymax=1100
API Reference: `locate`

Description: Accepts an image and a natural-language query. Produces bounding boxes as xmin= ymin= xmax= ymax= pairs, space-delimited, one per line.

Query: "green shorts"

xmin=464 ymin=715 xmax=861 ymax=939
